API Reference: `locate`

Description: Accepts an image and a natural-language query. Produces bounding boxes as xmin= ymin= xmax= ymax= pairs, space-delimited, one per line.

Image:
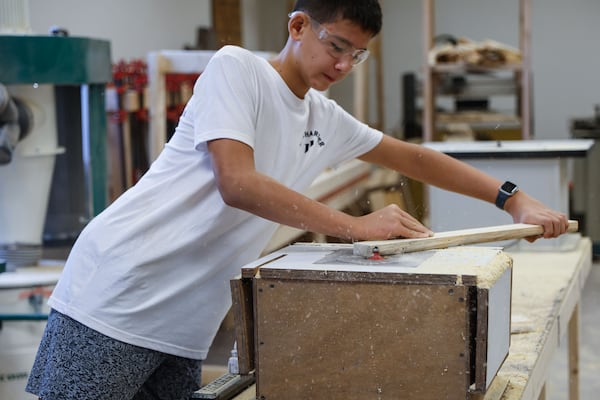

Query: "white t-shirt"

xmin=49 ymin=46 xmax=383 ymax=360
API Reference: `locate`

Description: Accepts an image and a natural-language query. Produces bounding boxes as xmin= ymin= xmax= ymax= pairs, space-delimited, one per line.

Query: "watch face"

xmin=501 ymin=181 xmax=518 ymax=194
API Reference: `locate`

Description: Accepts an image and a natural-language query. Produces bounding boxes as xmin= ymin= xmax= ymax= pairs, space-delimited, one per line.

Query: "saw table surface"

xmin=228 ymin=237 xmax=592 ymax=400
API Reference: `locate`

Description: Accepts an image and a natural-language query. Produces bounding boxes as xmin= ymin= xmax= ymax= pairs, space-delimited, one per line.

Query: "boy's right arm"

xmin=207 ymin=138 xmax=433 ymax=241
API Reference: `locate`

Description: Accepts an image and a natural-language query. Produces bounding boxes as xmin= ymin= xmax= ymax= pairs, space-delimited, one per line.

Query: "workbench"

xmin=490 ymin=237 xmax=592 ymax=400
xmin=226 ymin=237 xmax=592 ymax=400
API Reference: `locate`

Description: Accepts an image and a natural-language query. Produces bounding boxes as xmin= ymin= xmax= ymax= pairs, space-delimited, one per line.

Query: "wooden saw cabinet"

xmin=231 ymin=244 xmax=513 ymax=399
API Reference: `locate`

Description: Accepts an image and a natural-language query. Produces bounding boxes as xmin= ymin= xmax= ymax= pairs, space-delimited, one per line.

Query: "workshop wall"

xmin=28 ymin=0 xmax=211 ymax=61
xmin=27 ymin=0 xmax=600 ymax=141
xmin=382 ymin=0 xmax=600 ymax=140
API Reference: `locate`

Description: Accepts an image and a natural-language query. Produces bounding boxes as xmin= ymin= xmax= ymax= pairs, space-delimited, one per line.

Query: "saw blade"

xmin=315 ymin=248 xmax=434 ymax=267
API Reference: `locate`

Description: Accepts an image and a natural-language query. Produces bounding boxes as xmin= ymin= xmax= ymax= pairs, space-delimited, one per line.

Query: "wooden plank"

xmin=212 ymin=0 xmax=242 ymax=47
xmin=353 ymin=220 xmax=579 ymax=257
xmin=470 ymin=376 xmax=510 ymax=400
xmin=258 ymin=268 xmax=468 ymax=286
xmin=422 ymin=0 xmax=435 ymax=141
xmin=475 ymin=287 xmax=490 ymax=391
xmin=230 ymin=278 xmax=255 ymax=374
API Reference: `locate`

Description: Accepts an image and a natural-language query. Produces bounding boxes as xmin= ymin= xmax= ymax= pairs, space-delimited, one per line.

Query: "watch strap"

xmin=495 ymin=181 xmax=519 ymax=210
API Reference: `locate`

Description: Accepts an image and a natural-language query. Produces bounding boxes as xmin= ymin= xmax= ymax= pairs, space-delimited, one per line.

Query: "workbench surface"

xmin=229 ymin=237 xmax=592 ymax=400
xmin=494 ymin=237 xmax=592 ymax=399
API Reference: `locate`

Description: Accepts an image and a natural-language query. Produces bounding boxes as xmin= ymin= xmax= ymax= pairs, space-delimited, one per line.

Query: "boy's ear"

xmin=289 ymin=13 xmax=308 ymax=40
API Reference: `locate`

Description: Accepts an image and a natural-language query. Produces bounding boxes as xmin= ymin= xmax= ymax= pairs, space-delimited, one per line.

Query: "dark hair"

xmin=292 ymin=0 xmax=382 ymax=36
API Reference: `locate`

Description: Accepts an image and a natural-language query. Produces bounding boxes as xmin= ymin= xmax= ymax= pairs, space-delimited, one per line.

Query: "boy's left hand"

xmin=504 ymin=191 xmax=570 ymax=241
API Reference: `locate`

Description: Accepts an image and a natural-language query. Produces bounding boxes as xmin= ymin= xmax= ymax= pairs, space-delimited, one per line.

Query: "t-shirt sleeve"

xmin=323 ymin=99 xmax=384 ymax=169
xmin=191 ymin=48 xmax=258 ymax=150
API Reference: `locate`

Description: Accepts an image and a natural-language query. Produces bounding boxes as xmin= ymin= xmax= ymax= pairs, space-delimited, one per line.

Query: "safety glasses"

xmin=289 ymin=11 xmax=370 ymax=66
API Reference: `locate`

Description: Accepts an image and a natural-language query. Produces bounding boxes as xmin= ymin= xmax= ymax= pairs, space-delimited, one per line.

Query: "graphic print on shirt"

xmin=301 ymin=130 xmax=325 ymax=154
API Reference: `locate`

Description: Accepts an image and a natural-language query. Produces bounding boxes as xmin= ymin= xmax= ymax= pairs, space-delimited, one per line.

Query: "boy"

xmin=27 ymin=1 xmax=568 ymax=399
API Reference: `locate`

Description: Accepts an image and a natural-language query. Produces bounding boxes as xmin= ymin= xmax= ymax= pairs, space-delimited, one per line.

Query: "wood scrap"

xmin=470 ymin=376 xmax=509 ymax=400
xmin=429 ymin=37 xmax=522 ymax=68
xmin=353 ymin=220 xmax=579 ymax=257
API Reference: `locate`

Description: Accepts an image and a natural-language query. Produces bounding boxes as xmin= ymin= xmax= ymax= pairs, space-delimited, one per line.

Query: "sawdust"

xmin=416 ymin=246 xmax=512 ymax=288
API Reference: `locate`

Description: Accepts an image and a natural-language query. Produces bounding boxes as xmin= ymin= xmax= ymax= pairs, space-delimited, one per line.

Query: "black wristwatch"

xmin=495 ymin=181 xmax=519 ymax=210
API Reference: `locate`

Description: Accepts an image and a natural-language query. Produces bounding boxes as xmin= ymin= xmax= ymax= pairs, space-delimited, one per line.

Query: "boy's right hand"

xmin=354 ymin=204 xmax=433 ymax=241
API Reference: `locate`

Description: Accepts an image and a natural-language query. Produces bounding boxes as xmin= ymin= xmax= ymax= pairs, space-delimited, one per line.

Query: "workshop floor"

xmin=206 ymin=262 xmax=600 ymax=398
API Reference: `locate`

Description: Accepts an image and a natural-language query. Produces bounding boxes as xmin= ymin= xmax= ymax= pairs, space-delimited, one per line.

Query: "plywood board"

xmin=353 ymin=220 xmax=578 ymax=257
xmin=230 ymin=278 xmax=255 ymax=374
xmin=254 ymin=278 xmax=472 ymax=399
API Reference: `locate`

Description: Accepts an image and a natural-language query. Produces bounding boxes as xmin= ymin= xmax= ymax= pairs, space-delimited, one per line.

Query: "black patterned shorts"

xmin=26 ymin=309 xmax=203 ymax=400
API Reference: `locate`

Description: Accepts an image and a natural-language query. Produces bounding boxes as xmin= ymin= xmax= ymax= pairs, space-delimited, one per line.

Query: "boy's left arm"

xmin=358 ymin=135 xmax=569 ymax=239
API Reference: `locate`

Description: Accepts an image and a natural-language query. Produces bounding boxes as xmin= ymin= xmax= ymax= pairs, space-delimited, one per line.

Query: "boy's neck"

xmin=269 ymin=50 xmax=310 ymax=99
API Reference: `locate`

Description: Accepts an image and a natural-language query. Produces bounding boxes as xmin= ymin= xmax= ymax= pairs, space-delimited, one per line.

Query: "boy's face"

xmin=289 ymin=12 xmax=373 ymax=93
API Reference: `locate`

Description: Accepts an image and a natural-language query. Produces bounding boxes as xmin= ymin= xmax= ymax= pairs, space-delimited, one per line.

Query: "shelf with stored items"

xmin=421 ymin=0 xmax=532 ymax=142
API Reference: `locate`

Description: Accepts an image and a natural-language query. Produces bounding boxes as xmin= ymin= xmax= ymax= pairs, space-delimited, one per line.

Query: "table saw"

xmin=232 ymin=241 xmax=515 ymax=399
